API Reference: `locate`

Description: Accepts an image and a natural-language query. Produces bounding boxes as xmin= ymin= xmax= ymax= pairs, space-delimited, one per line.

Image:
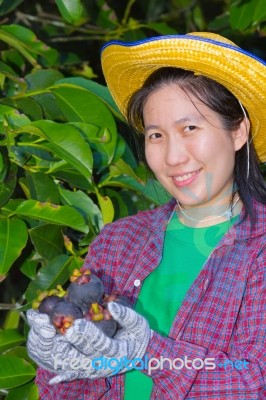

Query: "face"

xmin=143 ymin=84 xmax=246 ymax=209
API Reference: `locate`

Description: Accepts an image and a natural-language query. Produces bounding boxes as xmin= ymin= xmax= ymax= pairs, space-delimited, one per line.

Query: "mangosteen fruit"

xmin=32 ymin=285 xmax=66 ymax=311
xmin=38 ymin=295 xmax=63 ymax=316
xmin=103 ymin=293 xmax=133 ymax=309
xmin=51 ymin=299 xmax=83 ymax=334
xmin=84 ymin=302 xmax=118 ymax=337
xmin=67 ymin=269 xmax=105 ymax=312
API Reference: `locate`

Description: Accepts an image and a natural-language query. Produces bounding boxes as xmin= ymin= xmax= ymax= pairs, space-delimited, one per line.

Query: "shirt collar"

xmin=150 ymin=197 xmax=266 ymax=243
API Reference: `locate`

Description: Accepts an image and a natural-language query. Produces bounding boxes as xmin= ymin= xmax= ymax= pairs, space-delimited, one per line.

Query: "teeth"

xmin=174 ymin=171 xmax=197 ymax=182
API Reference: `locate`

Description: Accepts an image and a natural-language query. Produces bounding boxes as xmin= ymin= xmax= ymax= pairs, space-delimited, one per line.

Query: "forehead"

xmin=143 ymin=84 xmax=214 ymax=122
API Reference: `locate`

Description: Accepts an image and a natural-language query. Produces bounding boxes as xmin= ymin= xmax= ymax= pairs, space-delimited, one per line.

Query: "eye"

xmin=147 ymin=132 xmax=162 ymax=140
xmin=184 ymin=125 xmax=197 ymax=133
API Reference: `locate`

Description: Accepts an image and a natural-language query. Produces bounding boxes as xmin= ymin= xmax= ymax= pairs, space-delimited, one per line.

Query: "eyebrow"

xmin=144 ymin=117 xmax=202 ymax=133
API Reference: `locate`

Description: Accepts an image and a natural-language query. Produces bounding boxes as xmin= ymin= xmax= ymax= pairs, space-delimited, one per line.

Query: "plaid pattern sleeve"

xmin=35 ymin=369 xmax=109 ymax=400
xmin=34 ymin=199 xmax=266 ymax=399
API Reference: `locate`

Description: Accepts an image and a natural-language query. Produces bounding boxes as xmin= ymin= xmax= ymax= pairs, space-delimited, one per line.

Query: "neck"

xmin=176 ymin=193 xmax=242 ymax=228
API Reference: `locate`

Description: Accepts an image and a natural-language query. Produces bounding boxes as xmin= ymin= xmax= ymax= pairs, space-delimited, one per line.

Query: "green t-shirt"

xmin=124 ymin=212 xmax=239 ymax=399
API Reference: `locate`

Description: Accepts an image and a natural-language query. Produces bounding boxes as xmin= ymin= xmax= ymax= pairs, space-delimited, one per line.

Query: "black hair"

xmin=127 ymin=67 xmax=266 ymax=227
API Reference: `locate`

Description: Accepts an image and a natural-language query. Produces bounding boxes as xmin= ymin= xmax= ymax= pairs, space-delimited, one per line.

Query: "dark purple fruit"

xmin=103 ymin=293 xmax=133 ymax=309
xmin=67 ymin=270 xmax=105 ymax=312
xmin=102 ymin=294 xmax=132 ymax=331
xmin=38 ymin=295 xmax=63 ymax=316
xmin=32 ymin=285 xmax=67 ymax=311
xmin=84 ymin=302 xmax=118 ymax=338
xmin=92 ymin=319 xmax=118 ymax=337
xmin=51 ymin=300 xmax=83 ymax=334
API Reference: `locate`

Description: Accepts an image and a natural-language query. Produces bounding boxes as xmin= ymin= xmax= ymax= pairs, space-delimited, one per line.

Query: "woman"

xmin=27 ymin=32 xmax=266 ymax=399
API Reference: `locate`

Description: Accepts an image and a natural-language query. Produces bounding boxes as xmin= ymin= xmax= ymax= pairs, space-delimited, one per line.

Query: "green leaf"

xmin=0 ymin=60 xmax=20 ymax=82
xmin=96 ymin=192 xmax=114 ymax=224
xmin=0 ymin=160 xmax=17 ymax=208
xmin=99 ymin=173 xmax=169 ymax=205
xmin=11 ymin=146 xmax=54 ymax=169
xmin=55 ymin=0 xmax=87 ymax=25
xmin=105 ymin=188 xmax=129 ymax=220
xmin=208 ymin=13 xmax=232 ymax=32
xmin=0 ymin=355 xmax=35 ymax=389
xmin=193 ymin=5 xmax=205 ymax=31
xmin=25 ymin=254 xmax=72 ymax=302
xmin=0 ymin=330 xmax=25 ymax=352
xmin=51 ymin=85 xmax=117 ymax=135
xmin=230 ymin=0 xmax=266 ymax=30
xmin=143 ymin=178 xmax=171 ymax=205
xmin=68 ymin=255 xmax=84 ymax=274
xmin=110 ymin=158 xmax=141 ymax=182
xmin=9 ymin=97 xmax=43 ymax=121
xmin=96 ymin=0 xmax=118 ymax=28
xmin=1 ymin=199 xmax=23 ymax=213
xmin=1 ymin=48 xmax=25 ymax=71
xmin=3 ymin=199 xmax=89 ymax=233
xmin=68 ymin=122 xmax=104 ymax=143
xmin=25 ymin=69 xmax=64 ymax=91
xmin=111 ymin=134 xmax=126 ymax=164
xmin=0 ymin=25 xmax=58 ymax=67
xmin=21 ymin=121 xmax=93 ymax=180
xmin=20 ymin=256 xmax=38 ymax=280
xmin=54 ymin=168 xmax=94 ymax=191
xmin=59 ymin=187 xmax=103 ymax=232
xmin=24 ymin=171 xmax=60 ymax=204
xmin=0 ymin=0 xmax=24 ymax=16
xmin=4 ymin=108 xmax=31 ymax=130
xmin=146 ymin=22 xmax=177 ymax=35
xmin=0 ymin=104 xmax=15 ymax=133
xmin=3 ymin=346 xmax=34 ymax=366
xmin=99 ymin=174 xmax=146 ymax=193
xmin=3 ymin=310 xmax=20 ymax=330
xmin=55 ymin=77 xmax=123 ymax=120
xmin=0 ymin=216 xmax=28 ymax=277
xmin=0 ymin=151 xmax=4 ymax=175
xmin=28 ymin=382 xmax=39 ymax=400
xmin=253 ymin=0 xmax=266 ymax=23
xmin=71 ymin=123 xmax=116 ymax=165
xmin=144 ymin=0 xmax=166 ymax=20
xmin=33 ymin=93 xmax=65 ymax=121
xmin=29 ymin=224 xmax=64 ymax=260
xmin=5 ymin=381 xmax=39 ymax=400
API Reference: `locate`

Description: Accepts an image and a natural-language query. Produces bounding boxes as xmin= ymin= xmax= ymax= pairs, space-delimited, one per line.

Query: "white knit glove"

xmin=26 ymin=309 xmax=97 ymax=381
xmin=26 ymin=310 xmax=58 ymax=372
xmin=49 ymin=302 xmax=152 ymax=384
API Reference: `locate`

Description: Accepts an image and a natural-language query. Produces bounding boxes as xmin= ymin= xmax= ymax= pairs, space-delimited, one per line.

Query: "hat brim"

xmin=101 ymin=34 xmax=266 ymax=162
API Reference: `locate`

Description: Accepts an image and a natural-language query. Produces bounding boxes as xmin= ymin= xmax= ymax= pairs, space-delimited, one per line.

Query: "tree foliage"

xmin=0 ymin=0 xmax=265 ymax=397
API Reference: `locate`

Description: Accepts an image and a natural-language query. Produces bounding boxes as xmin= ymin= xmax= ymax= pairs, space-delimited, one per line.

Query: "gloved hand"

xmin=49 ymin=302 xmax=152 ymax=384
xmin=26 ymin=310 xmax=58 ymax=372
xmin=27 ymin=309 xmax=100 ymax=382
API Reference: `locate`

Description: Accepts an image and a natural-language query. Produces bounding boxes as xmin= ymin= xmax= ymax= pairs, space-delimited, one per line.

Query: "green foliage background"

xmin=0 ymin=0 xmax=265 ymax=398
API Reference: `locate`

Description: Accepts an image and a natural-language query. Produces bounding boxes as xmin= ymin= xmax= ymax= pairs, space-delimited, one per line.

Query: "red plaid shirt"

xmin=36 ymin=198 xmax=266 ymax=399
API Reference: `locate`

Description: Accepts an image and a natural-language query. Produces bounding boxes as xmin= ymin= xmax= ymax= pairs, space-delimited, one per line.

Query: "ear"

xmin=232 ymin=117 xmax=250 ymax=152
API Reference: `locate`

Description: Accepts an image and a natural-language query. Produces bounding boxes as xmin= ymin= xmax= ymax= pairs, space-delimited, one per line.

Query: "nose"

xmin=165 ymin=136 xmax=189 ymax=166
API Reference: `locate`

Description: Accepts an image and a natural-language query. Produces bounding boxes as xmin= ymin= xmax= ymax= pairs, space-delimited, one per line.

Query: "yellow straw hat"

xmin=101 ymin=32 xmax=266 ymax=162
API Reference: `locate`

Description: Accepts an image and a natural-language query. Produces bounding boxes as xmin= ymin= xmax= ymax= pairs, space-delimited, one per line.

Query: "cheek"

xmin=194 ymin=135 xmax=235 ymax=165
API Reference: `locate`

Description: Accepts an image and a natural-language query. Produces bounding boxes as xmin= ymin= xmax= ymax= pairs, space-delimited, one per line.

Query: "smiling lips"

xmin=172 ymin=169 xmax=201 ymax=186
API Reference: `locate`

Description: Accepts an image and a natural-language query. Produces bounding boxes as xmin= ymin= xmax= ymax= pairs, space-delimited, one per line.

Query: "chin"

xmin=173 ymin=193 xmax=209 ymax=208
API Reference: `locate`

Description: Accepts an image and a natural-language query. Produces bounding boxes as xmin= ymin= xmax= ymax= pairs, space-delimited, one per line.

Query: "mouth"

xmin=172 ymin=168 xmax=202 ymax=186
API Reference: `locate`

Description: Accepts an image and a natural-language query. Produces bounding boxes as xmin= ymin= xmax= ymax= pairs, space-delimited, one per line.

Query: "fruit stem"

xmin=91 ymin=303 xmax=104 ymax=321
xmin=56 ymin=285 xmax=67 ymax=297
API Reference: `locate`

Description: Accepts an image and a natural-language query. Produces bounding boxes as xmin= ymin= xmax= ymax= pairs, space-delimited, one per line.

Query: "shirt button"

xmin=204 ymin=278 xmax=209 ymax=290
xmin=134 ymin=279 xmax=141 ymax=287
